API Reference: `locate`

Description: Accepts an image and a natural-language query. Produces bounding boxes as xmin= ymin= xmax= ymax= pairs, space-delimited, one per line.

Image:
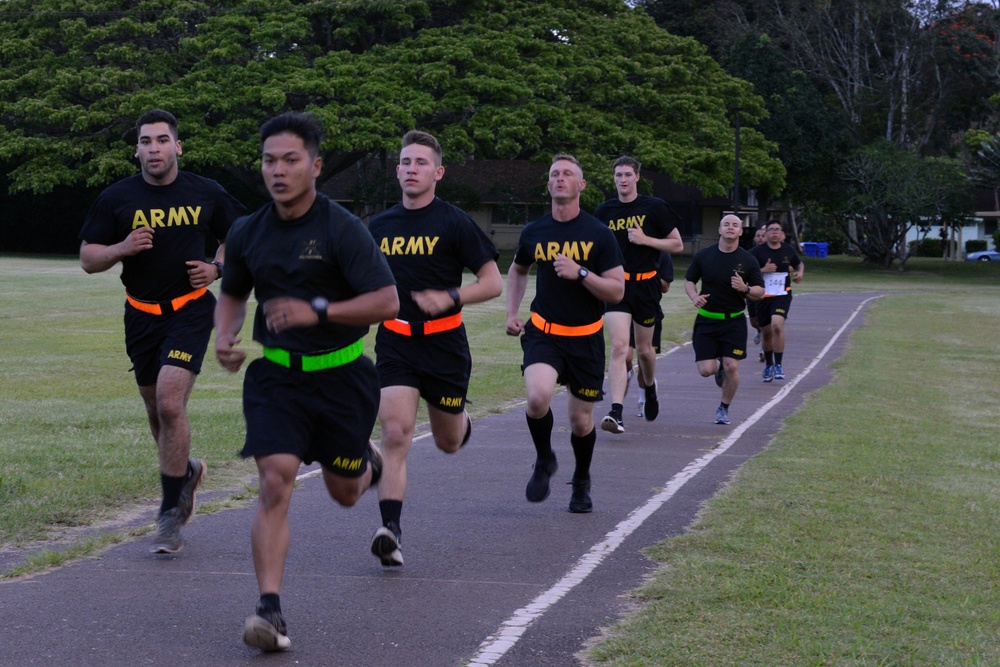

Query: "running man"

xmin=684 ymin=214 xmax=764 ymax=425
xmin=506 ymin=154 xmax=624 ymax=513
xmin=632 ymin=252 xmax=673 ymax=418
xmin=214 ymin=112 xmax=398 ymax=652
xmin=595 ymin=156 xmax=683 ymax=433
xmin=367 ymin=131 xmax=502 ymax=567
xmin=79 ymin=109 xmax=245 ymax=554
xmin=749 ymin=219 xmax=804 ymax=382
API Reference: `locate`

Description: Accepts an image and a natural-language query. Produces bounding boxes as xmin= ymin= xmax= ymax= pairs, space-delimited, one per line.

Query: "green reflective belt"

xmin=697 ymin=308 xmax=744 ymax=320
xmin=262 ymin=339 xmax=363 ymax=372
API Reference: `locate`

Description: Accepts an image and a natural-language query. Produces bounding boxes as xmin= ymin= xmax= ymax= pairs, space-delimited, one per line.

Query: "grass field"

xmin=2 ymin=253 xmax=999 ymax=663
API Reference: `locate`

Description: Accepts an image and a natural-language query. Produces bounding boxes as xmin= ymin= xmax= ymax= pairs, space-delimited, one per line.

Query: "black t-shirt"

xmin=368 ymin=197 xmax=499 ymax=322
xmin=513 ymin=211 xmax=623 ymax=326
xmin=79 ymin=172 xmax=245 ymax=301
xmin=749 ymin=242 xmax=802 ymax=295
xmin=657 ymin=251 xmax=675 ymax=283
xmin=593 ymin=195 xmax=679 ymax=273
xmin=685 ymin=245 xmax=764 ymax=313
xmin=222 ymin=194 xmax=395 ymax=352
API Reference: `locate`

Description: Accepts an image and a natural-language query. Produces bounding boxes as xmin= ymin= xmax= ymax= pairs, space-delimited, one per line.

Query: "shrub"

xmin=966 ymin=239 xmax=988 ymax=252
xmin=912 ymin=237 xmax=943 ymax=257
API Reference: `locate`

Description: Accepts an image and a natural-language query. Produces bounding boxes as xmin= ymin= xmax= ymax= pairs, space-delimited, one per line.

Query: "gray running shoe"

xmin=600 ymin=412 xmax=625 ymax=434
xmin=242 ymin=604 xmax=291 ymax=652
xmin=753 ymin=329 xmax=761 ymax=345
xmin=526 ymin=456 xmax=558 ymax=502
xmin=151 ymin=507 xmax=184 ymax=554
xmin=714 ymin=406 xmax=730 ymax=425
xmin=177 ymin=458 xmax=206 ymax=525
xmin=636 ymin=395 xmax=646 ymax=418
xmin=371 ymin=521 xmax=404 ymax=567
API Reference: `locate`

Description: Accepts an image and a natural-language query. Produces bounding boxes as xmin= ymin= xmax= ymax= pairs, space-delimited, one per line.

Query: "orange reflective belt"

xmin=530 ymin=312 xmax=603 ymax=336
xmin=126 ymin=287 xmax=207 ymax=316
xmin=623 ymin=270 xmax=657 ymax=281
xmin=383 ymin=312 xmax=463 ymax=337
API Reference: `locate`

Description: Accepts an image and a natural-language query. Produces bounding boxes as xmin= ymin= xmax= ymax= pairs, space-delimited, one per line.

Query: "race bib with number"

xmin=763 ymin=272 xmax=789 ymax=297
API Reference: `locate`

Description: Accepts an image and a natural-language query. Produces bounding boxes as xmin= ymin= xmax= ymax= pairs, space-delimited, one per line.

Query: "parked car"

xmin=965 ymin=249 xmax=1000 ymax=261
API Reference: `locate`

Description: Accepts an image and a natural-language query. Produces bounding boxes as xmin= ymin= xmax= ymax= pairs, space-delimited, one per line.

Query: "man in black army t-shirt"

xmin=594 ymin=156 xmax=683 ymax=433
xmin=749 ymin=219 xmax=804 ymax=382
xmin=214 ymin=112 xmax=398 ymax=652
xmin=367 ymin=130 xmax=503 ymax=568
xmin=684 ymin=214 xmax=764 ymax=426
xmin=506 ymin=154 xmax=624 ymax=514
xmin=80 ymin=109 xmax=245 ymax=555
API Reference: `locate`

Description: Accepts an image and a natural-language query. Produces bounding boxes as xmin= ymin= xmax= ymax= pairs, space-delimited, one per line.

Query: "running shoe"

xmin=759 ymin=351 xmax=765 ymax=363
xmin=773 ymin=364 xmax=785 ymax=380
xmin=370 ymin=521 xmax=404 ymax=567
xmin=762 ymin=365 xmax=774 ymax=383
xmin=177 ymin=458 xmax=206 ymax=525
xmin=643 ymin=381 xmax=659 ymax=421
xmin=568 ymin=479 xmax=592 ymax=514
xmin=636 ymin=395 xmax=646 ymax=418
xmin=526 ymin=456 xmax=558 ymax=502
xmin=367 ymin=439 xmax=383 ymax=486
xmin=625 ymin=369 xmax=633 ymax=398
xmin=151 ymin=507 xmax=184 ymax=554
xmin=753 ymin=329 xmax=761 ymax=345
xmin=600 ymin=411 xmax=625 ymax=434
xmin=714 ymin=358 xmax=725 ymax=387
xmin=242 ymin=604 xmax=291 ymax=652
xmin=714 ymin=406 xmax=730 ymax=425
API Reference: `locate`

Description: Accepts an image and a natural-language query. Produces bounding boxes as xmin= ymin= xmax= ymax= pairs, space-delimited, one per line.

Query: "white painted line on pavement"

xmin=466 ymin=295 xmax=881 ymax=666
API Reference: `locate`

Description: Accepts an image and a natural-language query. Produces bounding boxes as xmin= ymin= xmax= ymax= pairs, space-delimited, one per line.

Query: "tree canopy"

xmin=0 ymin=0 xmax=784 ymax=202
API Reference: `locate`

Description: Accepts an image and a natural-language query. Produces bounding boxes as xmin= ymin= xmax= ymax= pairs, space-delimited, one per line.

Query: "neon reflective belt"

xmin=262 ymin=339 xmax=364 ymax=372
xmin=382 ymin=312 xmax=462 ymax=337
xmin=126 ymin=287 xmax=207 ymax=315
xmin=530 ymin=312 xmax=603 ymax=336
xmin=623 ymin=270 xmax=657 ymax=281
xmin=697 ymin=308 xmax=744 ymax=320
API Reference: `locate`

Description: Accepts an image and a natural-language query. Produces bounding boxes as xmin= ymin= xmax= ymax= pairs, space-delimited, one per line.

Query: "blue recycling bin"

xmin=802 ymin=242 xmax=818 ymax=257
xmin=816 ymin=242 xmax=829 ymax=258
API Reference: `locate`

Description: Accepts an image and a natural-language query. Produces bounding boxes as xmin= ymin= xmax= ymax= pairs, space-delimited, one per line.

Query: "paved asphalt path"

xmin=1 ymin=292 xmax=879 ymax=667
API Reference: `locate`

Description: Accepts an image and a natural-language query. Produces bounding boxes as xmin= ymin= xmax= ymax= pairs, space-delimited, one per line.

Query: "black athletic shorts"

xmin=375 ymin=327 xmax=472 ymax=414
xmin=241 ymin=354 xmax=380 ymax=477
xmin=520 ymin=319 xmax=605 ymax=402
xmin=692 ymin=314 xmax=749 ymax=362
xmin=123 ymin=291 xmax=215 ymax=386
xmin=629 ymin=307 xmax=663 ymax=353
xmin=606 ymin=277 xmax=660 ymax=326
xmin=755 ymin=295 xmax=793 ymax=327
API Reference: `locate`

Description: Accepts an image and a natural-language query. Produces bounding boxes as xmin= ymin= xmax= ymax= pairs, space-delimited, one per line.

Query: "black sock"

xmin=764 ymin=351 xmax=774 ymax=365
xmin=526 ymin=409 xmax=554 ymax=461
xmin=379 ymin=499 xmax=403 ymax=528
xmin=775 ymin=352 xmax=783 ymax=365
xmin=160 ymin=473 xmax=185 ymax=514
xmin=720 ymin=402 xmax=730 ymax=410
xmin=260 ymin=593 xmax=281 ymax=613
xmin=571 ymin=428 xmax=596 ymax=482
xmin=611 ymin=403 xmax=623 ymax=417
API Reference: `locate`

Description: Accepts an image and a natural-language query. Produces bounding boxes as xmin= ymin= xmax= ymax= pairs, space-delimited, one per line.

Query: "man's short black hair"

xmin=260 ymin=112 xmax=324 ymax=157
xmin=135 ymin=109 xmax=178 ymax=141
xmin=613 ymin=156 xmax=641 ymax=174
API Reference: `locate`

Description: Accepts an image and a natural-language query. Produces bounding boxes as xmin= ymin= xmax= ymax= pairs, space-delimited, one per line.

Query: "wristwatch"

xmin=577 ymin=267 xmax=590 ymax=282
xmin=311 ymin=296 xmax=329 ymax=324
xmin=211 ymin=261 xmax=223 ymax=279
xmin=447 ymin=287 xmax=462 ymax=307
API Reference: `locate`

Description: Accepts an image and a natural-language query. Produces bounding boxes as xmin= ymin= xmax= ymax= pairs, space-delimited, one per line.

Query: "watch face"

xmin=311 ymin=297 xmax=329 ymax=311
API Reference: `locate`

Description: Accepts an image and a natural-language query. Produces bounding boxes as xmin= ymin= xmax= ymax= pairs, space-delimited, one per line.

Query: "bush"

xmin=966 ymin=239 xmax=988 ymax=252
xmin=993 ymin=230 xmax=1000 ymax=250
xmin=911 ymin=237 xmax=943 ymax=257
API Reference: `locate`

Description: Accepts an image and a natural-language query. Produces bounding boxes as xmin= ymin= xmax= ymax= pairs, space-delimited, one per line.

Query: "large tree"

xmin=0 ymin=0 xmax=783 ymax=206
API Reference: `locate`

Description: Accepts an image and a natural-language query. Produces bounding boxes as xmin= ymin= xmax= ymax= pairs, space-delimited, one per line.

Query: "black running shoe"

xmin=177 ymin=458 xmax=206 ymax=525
xmin=242 ymin=604 xmax=290 ymax=652
xmin=714 ymin=358 xmax=725 ymax=387
xmin=151 ymin=507 xmax=184 ymax=554
xmin=568 ymin=479 xmax=592 ymax=513
xmin=460 ymin=413 xmax=472 ymax=448
xmin=643 ymin=380 xmax=659 ymax=421
xmin=525 ymin=456 xmax=558 ymax=502
xmin=370 ymin=520 xmax=404 ymax=567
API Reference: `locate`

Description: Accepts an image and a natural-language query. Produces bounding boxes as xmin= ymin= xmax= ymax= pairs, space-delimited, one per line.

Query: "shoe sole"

xmin=242 ymin=615 xmax=291 ymax=652
xmin=370 ymin=527 xmax=404 ymax=567
xmin=178 ymin=459 xmax=206 ymax=525
xmin=150 ymin=542 xmax=183 ymax=555
xmin=569 ymin=502 xmax=593 ymax=513
xmin=599 ymin=416 xmax=624 ymax=434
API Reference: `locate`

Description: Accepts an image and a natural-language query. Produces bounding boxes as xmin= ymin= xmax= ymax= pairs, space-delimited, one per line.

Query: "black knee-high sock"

xmin=526 ymin=409 xmax=554 ymax=461
xmin=570 ymin=428 xmax=596 ymax=482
